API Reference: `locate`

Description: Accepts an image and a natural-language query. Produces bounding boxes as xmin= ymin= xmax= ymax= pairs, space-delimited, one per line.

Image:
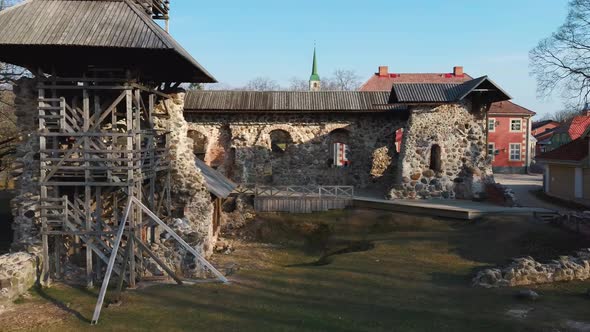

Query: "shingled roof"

xmin=537 ymin=137 xmax=589 ymax=164
xmin=0 ymin=0 xmax=215 ymax=82
xmin=184 ymin=91 xmax=402 ymax=113
xmin=489 ymin=101 xmax=536 ymax=116
xmin=389 ymin=76 xmax=511 ymax=104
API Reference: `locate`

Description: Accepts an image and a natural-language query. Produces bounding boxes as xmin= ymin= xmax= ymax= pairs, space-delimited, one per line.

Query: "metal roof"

xmin=195 ymin=158 xmax=237 ymax=198
xmin=184 ymin=91 xmax=403 ymax=113
xmin=390 ymin=76 xmax=511 ymax=104
xmin=0 ymin=0 xmax=215 ymax=82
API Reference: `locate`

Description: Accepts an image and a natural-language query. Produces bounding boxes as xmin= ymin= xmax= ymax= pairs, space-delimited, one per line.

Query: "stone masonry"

xmin=473 ymin=249 xmax=590 ymax=288
xmin=390 ymin=101 xmax=493 ymax=200
xmin=184 ymin=112 xmax=406 ymax=190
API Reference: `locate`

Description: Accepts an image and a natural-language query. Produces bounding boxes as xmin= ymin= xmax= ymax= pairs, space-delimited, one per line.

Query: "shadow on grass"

xmin=33 ymin=285 xmax=92 ymax=324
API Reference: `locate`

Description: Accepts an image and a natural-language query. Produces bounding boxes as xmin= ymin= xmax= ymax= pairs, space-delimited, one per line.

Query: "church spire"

xmin=309 ymin=46 xmax=321 ymax=91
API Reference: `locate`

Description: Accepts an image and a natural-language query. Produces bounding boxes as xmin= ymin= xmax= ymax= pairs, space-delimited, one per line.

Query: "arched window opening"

xmin=430 ymin=144 xmax=442 ymax=172
xmin=328 ymin=129 xmax=351 ymax=168
xmin=187 ymin=130 xmax=208 ymax=161
xmin=270 ymin=130 xmax=293 ymax=153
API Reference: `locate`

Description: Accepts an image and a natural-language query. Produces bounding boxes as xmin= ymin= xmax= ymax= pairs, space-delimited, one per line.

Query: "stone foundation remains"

xmin=473 ymin=249 xmax=590 ymax=288
xmin=0 ymin=251 xmax=39 ymax=303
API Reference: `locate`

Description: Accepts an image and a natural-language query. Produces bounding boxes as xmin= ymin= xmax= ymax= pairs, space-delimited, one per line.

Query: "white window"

xmin=510 ymin=119 xmax=522 ymax=132
xmin=488 ymin=119 xmax=496 ymax=132
xmin=332 ymin=143 xmax=350 ymax=167
xmin=509 ymin=143 xmax=521 ymax=161
xmin=487 ymin=143 xmax=496 ymax=160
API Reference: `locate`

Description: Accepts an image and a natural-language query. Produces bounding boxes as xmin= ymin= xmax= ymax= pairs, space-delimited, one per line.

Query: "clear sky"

xmin=170 ymin=0 xmax=570 ymax=118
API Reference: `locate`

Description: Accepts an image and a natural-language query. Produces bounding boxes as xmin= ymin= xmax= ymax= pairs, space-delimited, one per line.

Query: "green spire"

xmin=310 ymin=47 xmax=320 ymax=82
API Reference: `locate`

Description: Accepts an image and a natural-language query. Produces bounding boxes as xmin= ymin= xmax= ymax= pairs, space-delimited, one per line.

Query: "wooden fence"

xmin=235 ymin=185 xmax=354 ymax=213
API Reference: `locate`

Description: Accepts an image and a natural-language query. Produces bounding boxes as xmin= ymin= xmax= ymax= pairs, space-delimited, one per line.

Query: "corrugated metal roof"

xmin=390 ymin=83 xmax=464 ymax=103
xmin=195 ymin=158 xmax=237 ymax=198
xmin=0 ymin=0 xmax=215 ymax=82
xmin=184 ymin=91 xmax=401 ymax=112
xmin=390 ymin=76 xmax=511 ymax=104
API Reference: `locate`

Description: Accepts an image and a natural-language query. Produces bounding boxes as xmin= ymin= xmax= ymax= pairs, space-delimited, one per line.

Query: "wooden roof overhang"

xmin=0 ymin=0 xmax=215 ymax=83
xmin=183 ymin=91 xmax=409 ymax=115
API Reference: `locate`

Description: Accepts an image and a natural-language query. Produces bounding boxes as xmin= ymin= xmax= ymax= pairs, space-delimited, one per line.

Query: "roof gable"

xmin=489 ymin=101 xmax=536 ymax=116
xmin=389 ymin=76 xmax=511 ymax=104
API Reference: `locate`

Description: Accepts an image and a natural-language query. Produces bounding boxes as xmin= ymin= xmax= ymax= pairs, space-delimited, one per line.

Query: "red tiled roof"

xmin=488 ymin=101 xmax=536 ymax=116
xmin=360 ymin=73 xmax=472 ymax=91
xmin=553 ymin=115 xmax=590 ymax=140
xmin=537 ymin=137 xmax=589 ymax=162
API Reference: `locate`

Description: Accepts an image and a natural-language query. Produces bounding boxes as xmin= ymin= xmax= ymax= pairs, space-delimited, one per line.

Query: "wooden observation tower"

xmin=0 ymin=0 xmax=223 ymax=324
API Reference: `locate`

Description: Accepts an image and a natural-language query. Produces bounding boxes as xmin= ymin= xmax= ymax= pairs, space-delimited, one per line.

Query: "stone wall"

xmin=390 ymin=102 xmax=493 ymax=200
xmin=10 ymin=78 xmax=41 ymax=251
xmin=184 ymin=112 xmax=407 ymax=190
xmin=0 ymin=252 xmax=39 ymax=304
xmin=473 ymin=249 xmax=590 ymax=288
xmin=153 ymin=92 xmax=216 ymax=274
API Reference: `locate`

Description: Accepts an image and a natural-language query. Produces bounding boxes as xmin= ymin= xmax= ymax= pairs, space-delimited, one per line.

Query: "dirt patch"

xmin=0 ymin=301 xmax=71 ymax=331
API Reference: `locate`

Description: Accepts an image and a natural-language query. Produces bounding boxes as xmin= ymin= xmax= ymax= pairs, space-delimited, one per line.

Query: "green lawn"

xmin=4 ymin=209 xmax=590 ymax=331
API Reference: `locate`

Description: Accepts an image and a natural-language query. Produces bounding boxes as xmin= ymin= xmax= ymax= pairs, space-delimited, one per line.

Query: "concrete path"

xmin=354 ymin=196 xmax=553 ymax=220
xmin=494 ymin=174 xmax=564 ymax=211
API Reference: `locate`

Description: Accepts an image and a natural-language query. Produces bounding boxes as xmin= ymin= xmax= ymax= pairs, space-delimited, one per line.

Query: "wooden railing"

xmin=235 ymin=185 xmax=354 ymax=199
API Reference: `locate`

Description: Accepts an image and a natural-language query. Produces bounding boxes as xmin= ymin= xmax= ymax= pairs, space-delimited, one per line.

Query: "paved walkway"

xmin=494 ymin=173 xmax=564 ymax=211
xmin=354 ymin=196 xmax=552 ymax=220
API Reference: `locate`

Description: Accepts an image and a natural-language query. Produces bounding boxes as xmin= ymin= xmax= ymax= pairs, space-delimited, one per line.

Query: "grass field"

xmin=1 ymin=209 xmax=590 ymax=331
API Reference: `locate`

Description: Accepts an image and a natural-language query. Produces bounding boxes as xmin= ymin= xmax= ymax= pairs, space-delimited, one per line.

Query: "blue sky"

xmin=170 ymin=0 xmax=570 ymax=118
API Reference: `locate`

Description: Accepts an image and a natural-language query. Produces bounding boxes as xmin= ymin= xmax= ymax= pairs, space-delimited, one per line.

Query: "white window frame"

xmin=487 ymin=142 xmax=495 ymax=160
xmin=509 ymin=143 xmax=522 ymax=161
xmin=488 ymin=118 xmax=496 ymax=132
xmin=510 ymin=118 xmax=522 ymax=132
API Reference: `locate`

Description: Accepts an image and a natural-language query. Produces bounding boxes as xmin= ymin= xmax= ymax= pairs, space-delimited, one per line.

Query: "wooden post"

xmin=125 ymin=88 xmax=136 ymax=288
xmin=38 ymin=84 xmax=50 ymax=286
xmin=83 ymin=86 xmax=93 ymax=288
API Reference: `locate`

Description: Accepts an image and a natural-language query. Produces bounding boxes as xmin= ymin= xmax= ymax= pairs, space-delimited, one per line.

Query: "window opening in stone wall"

xmin=328 ymin=129 xmax=351 ymax=167
xmin=430 ymin=144 xmax=442 ymax=172
xmin=394 ymin=128 xmax=404 ymax=154
xmin=270 ymin=130 xmax=293 ymax=153
xmin=187 ymin=130 xmax=208 ymax=161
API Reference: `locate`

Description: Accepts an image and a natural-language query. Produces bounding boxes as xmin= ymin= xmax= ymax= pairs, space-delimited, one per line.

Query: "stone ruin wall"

xmin=390 ymin=101 xmax=494 ymax=200
xmin=151 ymin=92 xmax=217 ymax=275
xmin=184 ymin=112 xmax=406 ymax=190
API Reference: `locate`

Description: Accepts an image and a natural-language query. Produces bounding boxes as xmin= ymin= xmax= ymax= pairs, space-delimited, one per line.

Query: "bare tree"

xmin=288 ymin=77 xmax=308 ymax=91
xmin=326 ymin=69 xmax=361 ymax=91
xmin=243 ymin=77 xmax=280 ymax=91
xmin=530 ymin=0 xmax=590 ymax=107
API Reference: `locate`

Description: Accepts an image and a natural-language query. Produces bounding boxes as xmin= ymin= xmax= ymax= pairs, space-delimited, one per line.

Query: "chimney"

xmin=453 ymin=66 xmax=464 ymax=77
xmin=378 ymin=66 xmax=389 ymax=77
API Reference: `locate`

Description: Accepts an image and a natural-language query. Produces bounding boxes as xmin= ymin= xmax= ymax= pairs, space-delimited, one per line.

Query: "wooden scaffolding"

xmin=37 ymin=71 xmax=172 ymax=289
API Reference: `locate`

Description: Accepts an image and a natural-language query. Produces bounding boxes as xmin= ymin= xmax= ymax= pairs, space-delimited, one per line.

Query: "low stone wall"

xmin=473 ymin=249 xmax=590 ymax=288
xmin=0 ymin=251 xmax=39 ymax=303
